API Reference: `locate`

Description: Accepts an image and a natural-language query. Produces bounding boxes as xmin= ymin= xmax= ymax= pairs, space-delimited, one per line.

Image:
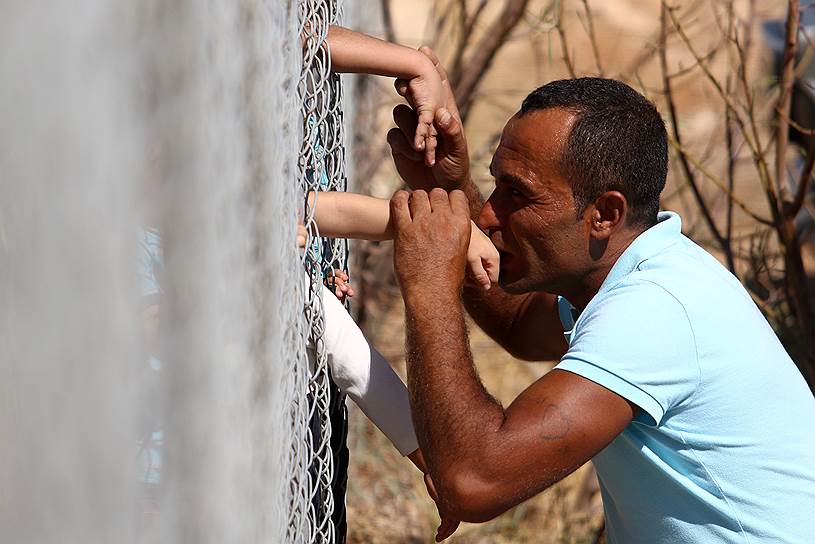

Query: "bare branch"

xmin=452 ymin=0 xmax=533 ymax=121
xmin=789 ymin=137 xmax=815 ymax=218
xmin=380 ymin=0 xmax=396 ymax=43
xmin=659 ymin=2 xmax=733 ymax=265
xmin=667 ymin=137 xmax=772 ymax=226
xmin=555 ymin=0 xmax=577 ymax=77
xmin=579 ymin=0 xmax=604 ymax=76
xmin=776 ymin=0 xmax=799 ymax=204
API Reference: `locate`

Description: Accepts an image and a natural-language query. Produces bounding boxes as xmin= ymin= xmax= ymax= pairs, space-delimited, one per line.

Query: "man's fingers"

xmin=409 ymin=189 xmax=431 ymax=219
xmin=449 ymin=189 xmax=470 ymax=218
xmin=424 ymin=472 xmax=440 ymax=502
xmin=435 ymin=108 xmax=464 ymax=142
xmin=440 ymin=79 xmax=461 ymax=121
xmin=394 ymin=78 xmax=409 ymax=97
xmin=390 ymin=190 xmax=412 ymax=231
xmin=393 ymin=104 xmax=420 ymax=142
xmin=428 ymin=187 xmax=449 ymax=213
xmin=387 ymin=128 xmax=423 ymax=162
xmin=436 ymin=518 xmax=460 ymax=542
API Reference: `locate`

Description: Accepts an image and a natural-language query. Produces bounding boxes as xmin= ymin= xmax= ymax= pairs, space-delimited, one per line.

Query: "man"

xmin=386 ymin=51 xmax=815 ymax=543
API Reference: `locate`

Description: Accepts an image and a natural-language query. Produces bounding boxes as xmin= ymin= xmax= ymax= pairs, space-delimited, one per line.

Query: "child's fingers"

xmin=296 ymin=224 xmax=308 ymax=248
xmin=387 ymin=128 xmax=423 ymax=162
xmin=484 ymin=251 xmax=500 ymax=283
xmin=415 ymin=105 xmax=435 ymax=147
xmin=414 ymin=113 xmax=433 ymax=153
xmin=468 ymin=256 xmax=492 ymax=291
xmin=424 ymin=126 xmax=438 ymax=167
xmin=486 ymin=259 xmax=499 ymax=284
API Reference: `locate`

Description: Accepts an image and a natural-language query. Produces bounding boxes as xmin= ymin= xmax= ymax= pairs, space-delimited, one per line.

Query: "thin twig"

xmin=669 ymin=2 xmax=778 ymax=220
xmin=776 ymin=0 xmax=799 ymax=203
xmin=667 ymin=136 xmax=773 ymax=226
xmin=380 ymin=0 xmax=396 ymax=43
xmin=579 ymin=0 xmax=604 ymax=76
xmin=452 ymin=0 xmax=532 ymax=121
xmin=790 ymin=137 xmax=815 ymax=217
xmin=660 ymin=3 xmax=732 ymax=264
xmin=555 ymin=0 xmax=577 ymax=77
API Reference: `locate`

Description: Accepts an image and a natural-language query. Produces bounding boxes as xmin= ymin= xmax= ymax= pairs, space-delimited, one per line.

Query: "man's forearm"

xmin=462 ymin=284 xmax=566 ymax=361
xmin=402 ymin=287 xmax=504 ymax=505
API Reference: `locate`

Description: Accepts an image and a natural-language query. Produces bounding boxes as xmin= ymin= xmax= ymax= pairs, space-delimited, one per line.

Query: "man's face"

xmin=478 ymin=108 xmax=590 ymax=295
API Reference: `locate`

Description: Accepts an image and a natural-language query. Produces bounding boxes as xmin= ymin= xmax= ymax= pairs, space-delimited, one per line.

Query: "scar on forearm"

xmin=538 ymin=403 xmax=570 ymax=440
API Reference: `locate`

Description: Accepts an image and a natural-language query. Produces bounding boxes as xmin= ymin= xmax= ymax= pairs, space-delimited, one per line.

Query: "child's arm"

xmin=326 ymin=26 xmax=444 ymax=166
xmin=308 ymin=191 xmax=499 ymax=289
xmin=308 ymin=191 xmax=393 ymax=241
xmin=320 ymin=279 xmax=418 ymax=455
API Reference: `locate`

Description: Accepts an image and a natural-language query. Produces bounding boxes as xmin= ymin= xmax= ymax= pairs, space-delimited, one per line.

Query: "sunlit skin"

xmin=479 ymin=108 xmax=639 ymax=309
xmin=386 ymin=50 xmax=648 ymax=528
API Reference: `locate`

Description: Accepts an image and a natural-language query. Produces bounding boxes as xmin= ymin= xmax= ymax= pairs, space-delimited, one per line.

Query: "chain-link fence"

xmin=286 ymin=1 xmax=350 ymax=542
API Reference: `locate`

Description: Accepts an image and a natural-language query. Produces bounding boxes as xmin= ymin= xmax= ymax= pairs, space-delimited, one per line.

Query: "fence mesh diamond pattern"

xmin=287 ymin=0 xmax=349 ymax=542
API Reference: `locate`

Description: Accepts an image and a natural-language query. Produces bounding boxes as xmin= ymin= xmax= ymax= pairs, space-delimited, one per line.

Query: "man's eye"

xmin=510 ymin=187 xmax=524 ymax=198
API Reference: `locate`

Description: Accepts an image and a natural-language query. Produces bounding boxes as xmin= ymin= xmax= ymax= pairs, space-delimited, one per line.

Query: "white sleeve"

xmin=320 ymin=284 xmax=418 ymax=456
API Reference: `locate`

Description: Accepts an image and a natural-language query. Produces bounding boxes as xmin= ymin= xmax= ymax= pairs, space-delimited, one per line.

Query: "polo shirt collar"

xmin=597 ymin=211 xmax=682 ymax=294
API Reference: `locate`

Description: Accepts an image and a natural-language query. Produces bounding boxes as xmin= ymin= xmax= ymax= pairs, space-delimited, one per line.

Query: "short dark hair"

xmin=520 ymin=78 xmax=667 ymax=228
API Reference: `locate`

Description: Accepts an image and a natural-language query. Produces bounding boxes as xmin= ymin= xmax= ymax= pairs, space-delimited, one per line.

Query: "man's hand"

xmin=390 ymin=189 xmax=471 ymax=296
xmin=408 ymin=448 xmax=461 ymax=541
xmin=388 ymin=47 xmax=470 ymax=192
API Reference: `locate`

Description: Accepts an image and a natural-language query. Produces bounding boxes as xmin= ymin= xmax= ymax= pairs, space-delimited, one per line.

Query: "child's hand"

xmin=296 ymin=223 xmax=308 ymax=248
xmin=326 ymin=269 xmax=355 ymax=304
xmin=404 ymin=58 xmax=446 ymax=168
xmin=467 ymin=222 xmax=499 ymax=290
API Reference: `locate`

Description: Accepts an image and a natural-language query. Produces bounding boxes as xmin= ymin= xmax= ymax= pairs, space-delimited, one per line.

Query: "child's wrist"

xmin=410 ymin=49 xmax=436 ymax=79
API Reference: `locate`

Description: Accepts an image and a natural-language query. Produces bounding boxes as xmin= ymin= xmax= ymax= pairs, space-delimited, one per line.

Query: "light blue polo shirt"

xmin=555 ymin=211 xmax=815 ymax=543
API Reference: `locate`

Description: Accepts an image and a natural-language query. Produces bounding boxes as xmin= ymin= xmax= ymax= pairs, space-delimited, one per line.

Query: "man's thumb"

xmin=435 ymin=108 xmax=460 ymax=138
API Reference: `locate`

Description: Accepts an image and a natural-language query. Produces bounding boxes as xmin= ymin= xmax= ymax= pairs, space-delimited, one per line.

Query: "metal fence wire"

xmin=287 ymin=0 xmax=349 ymax=542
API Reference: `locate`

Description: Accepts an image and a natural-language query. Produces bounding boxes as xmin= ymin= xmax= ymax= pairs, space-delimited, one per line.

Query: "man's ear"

xmin=589 ymin=191 xmax=627 ymax=240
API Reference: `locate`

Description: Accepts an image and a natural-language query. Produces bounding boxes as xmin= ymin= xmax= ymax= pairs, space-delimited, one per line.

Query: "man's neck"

xmin=563 ymin=228 xmax=644 ymax=311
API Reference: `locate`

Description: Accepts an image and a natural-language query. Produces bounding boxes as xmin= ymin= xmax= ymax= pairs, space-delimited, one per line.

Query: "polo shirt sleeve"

xmin=555 ymin=280 xmax=699 ymax=426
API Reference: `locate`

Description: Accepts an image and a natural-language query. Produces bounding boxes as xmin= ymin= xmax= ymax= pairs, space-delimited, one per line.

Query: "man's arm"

xmin=392 ymin=189 xmax=634 ymax=522
xmin=462 ymin=285 xmax=568 ymax=361
xmin=388 ymin=49 xmax=567 ymax=361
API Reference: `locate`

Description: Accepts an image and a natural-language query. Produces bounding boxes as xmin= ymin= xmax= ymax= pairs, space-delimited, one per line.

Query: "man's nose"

xmin=477 ymin=195 xmax=501 ymax=231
